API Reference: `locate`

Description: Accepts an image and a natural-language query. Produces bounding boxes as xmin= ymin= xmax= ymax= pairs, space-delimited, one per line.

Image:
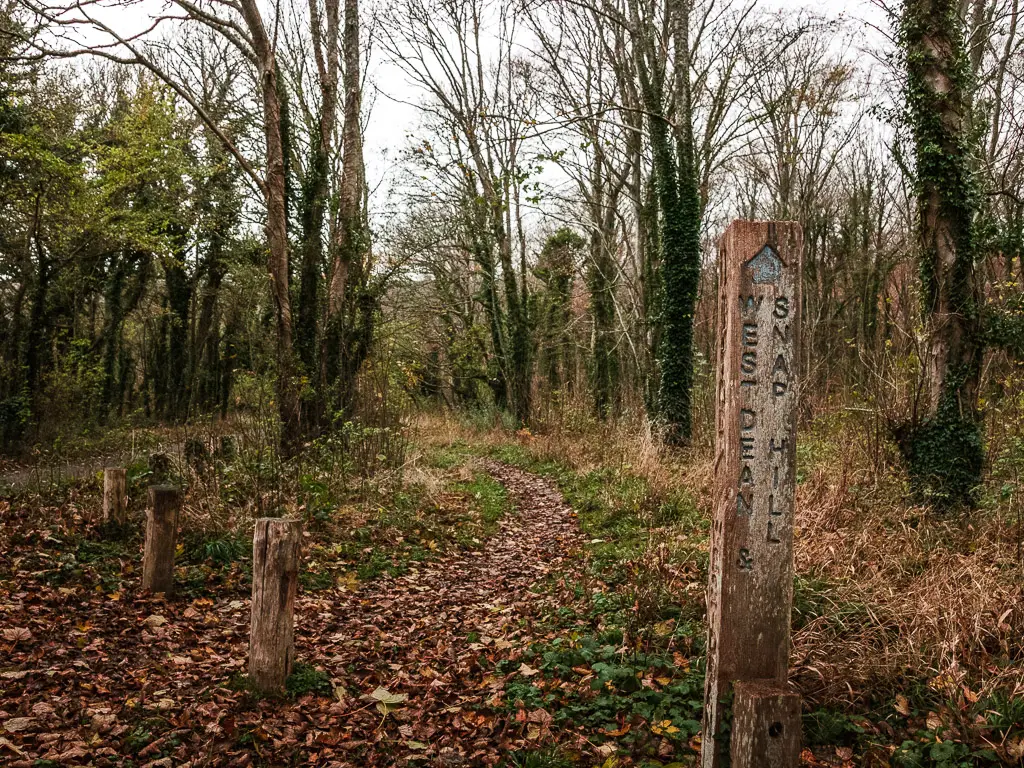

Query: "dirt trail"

xmin=302 ymin=459 xmax=586 ymax=764
xmin=0 ymin=460 xmax=587 ymax=767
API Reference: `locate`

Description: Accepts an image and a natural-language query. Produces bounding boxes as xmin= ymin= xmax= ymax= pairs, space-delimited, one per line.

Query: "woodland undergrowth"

xmin=413 ymin=401 xmax=1024 ymax=767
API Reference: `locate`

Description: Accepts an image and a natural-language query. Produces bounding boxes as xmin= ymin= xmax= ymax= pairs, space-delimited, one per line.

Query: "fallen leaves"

xmin=0 ymin=736 xmax=27 ymax=757
xmin=517 ymin=663 xmax=539 ymax=678
xmin=364 ymin=686 xmax=409 ymax=715
xmin=2 ymin=627 xmax=32 ymax=642
xmin=0 ymin=459 xmax=586 ymax=766
xmin=2 ymin=718 xmax=35 ymax=733
xmin=894 ymin=694 xmax=910 ymax=716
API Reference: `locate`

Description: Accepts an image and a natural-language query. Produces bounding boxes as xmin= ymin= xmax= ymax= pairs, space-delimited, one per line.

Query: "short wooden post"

xmin=730 ymin=680 xmax=801 ymax=768
xmin=142 ymin=486 xmax=181 ymax=594
xmin=702 ymin=221 xmax=803 ymax=767
xmin=102 ymin=467 xmax=127 ymax=526
xmin=249 ymin=518 xmax=301 ymax=693
xmin=149 ymin=452 xmax=171 ymax=483
xmin=184 ymin=438 xmax=208 ymax=471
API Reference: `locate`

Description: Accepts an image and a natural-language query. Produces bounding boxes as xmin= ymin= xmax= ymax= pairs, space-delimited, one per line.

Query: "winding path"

xmin=299 ymin=460 xmax=586 ymax=764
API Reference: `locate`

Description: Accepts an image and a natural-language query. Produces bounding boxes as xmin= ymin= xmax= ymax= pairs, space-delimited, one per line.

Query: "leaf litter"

xmin=0 ymin=461 xmax=587 ymax=766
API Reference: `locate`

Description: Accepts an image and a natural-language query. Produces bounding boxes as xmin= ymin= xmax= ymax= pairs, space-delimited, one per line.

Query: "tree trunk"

xmin=632 ymin=0 xmax=702 ymax=444
xmin=589 ymin=221 xmax=618 ymax=419
xmin=239 ymin=0 xmax=302 ymax=454
xmin=295 ymin=0 xmax=340 ymax=397
xmin=322 ymin=0 xmax=373 ymax=420
xmin=163 ymin=231 xmax=192 ymax=421
xmin=899 ymin=0 xmax=985 ymax=507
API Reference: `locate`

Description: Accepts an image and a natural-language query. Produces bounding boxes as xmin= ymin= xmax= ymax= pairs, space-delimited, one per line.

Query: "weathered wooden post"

xmin=184 ymin=438 xmax=209 ymax=472
xmin=102 ymin=467 xmax=127 ymax=527
xmin=702 ymin=221 xmax=803 ymax=768
xmin=142 ymin=486 xmax=182 ymax=594
xmin=249 ymin=518 xmax=301 ymax=693
xmin=217 ymin=435 xmax=237 ymax=463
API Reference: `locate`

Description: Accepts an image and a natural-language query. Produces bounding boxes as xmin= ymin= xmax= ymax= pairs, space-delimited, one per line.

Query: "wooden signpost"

xmin=702 ymin=220 xmax=803 ymax=768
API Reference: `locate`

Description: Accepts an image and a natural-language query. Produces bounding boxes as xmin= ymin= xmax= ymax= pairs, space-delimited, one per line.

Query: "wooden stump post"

xmin=730 ymin=680 xmax=802 ymax=768
xmin=249 ymin=518 xmax=301 ymax=694
xmin=149 ymin=452 xmax=171 ymax=483
xmin=142 ymin=486 xmax=181 ymax=594
xmin=184 ymin=438 xmax=209 ymax=472
xmin=102 ymin=467 xmax=127 ymax=527
xmin=702 ymin=221 xmax=803 ymax=768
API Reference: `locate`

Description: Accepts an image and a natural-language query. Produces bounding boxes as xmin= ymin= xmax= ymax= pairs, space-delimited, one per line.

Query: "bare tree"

xmin=381 ymin=0 xmax=538 ymax=424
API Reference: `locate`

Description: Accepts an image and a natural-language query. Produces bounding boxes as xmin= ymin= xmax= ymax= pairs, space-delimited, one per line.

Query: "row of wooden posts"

xmin=102 ymin=467 xmax=300 ymax=695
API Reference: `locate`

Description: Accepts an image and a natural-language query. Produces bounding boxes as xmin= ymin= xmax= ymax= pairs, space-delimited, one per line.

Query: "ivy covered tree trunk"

xmin=589 ymin=226 xmax=618 ymax=419
xmin=899 ymin=0 xmax=985 ymax=506
xmin=296 ymin=145 xmax=328 ymax=382
xmin=322 ymin=0 xmax=375 ymax=420
xmin=239 ymin=0 xmax=302 ymax=453
xmin=632 ymin=0 xmax=701 ymax=445
xmin=163 ymin=230 xmax=191 ymax=421
xmin=536 ymin=228 xmax=581 ymax=394
xmin=24 ymin=230 xmax=52 ymax=425
xmin=296 ymin=0 xmax=340 ymax=418
xmin=464 ymin=192 xmax=508 ymax=409
xmin=100 ymin=254 xmax=127 ymax=417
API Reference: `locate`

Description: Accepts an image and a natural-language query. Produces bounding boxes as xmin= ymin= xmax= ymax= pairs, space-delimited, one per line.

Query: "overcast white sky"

xmin=52 ymin=0 xmax=893 ymax=212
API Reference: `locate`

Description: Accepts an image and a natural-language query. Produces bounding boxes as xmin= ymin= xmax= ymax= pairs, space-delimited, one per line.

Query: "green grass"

xmin=500 ymin=747 xmax=578 ymax=768
xmin=424 ymin=440 xmax=475 ymax=469
xmin=803 ymin=708 xmax=866 ymax=747
xmin=452 ymin=470 xmax=511 ymax=543
xmin=286 ymin=662 xmax=332 ymax=697
xmin=35 ymin=535 xmax=134 ymax=591
xmin=299 ymin=468 xmax=514 ymax=590
xmin=792 ymin=574 xmax=870 ymax=632
xmin=500 ymin=632 xmax=704 ymax=761
xmin=225 ymin=662 xmax=332 ymax=702
xmin=181 ymin=531 xmax=249 ymax=566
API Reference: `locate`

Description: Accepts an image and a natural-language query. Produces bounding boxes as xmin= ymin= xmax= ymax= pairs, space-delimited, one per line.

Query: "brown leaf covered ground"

xmin=0 ymin=460 xmax=590 ymax=767
xmin=3 ymin=415 xmax=1022 ymax=767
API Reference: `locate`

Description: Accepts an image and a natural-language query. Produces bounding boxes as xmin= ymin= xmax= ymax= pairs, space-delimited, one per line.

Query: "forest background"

xmin=1 ymin=0 xmax=1023 ymax=764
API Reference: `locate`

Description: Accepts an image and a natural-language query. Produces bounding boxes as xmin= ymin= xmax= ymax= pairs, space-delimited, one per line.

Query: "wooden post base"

xmin=730 ymin=679 xmax=801 ymax=768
